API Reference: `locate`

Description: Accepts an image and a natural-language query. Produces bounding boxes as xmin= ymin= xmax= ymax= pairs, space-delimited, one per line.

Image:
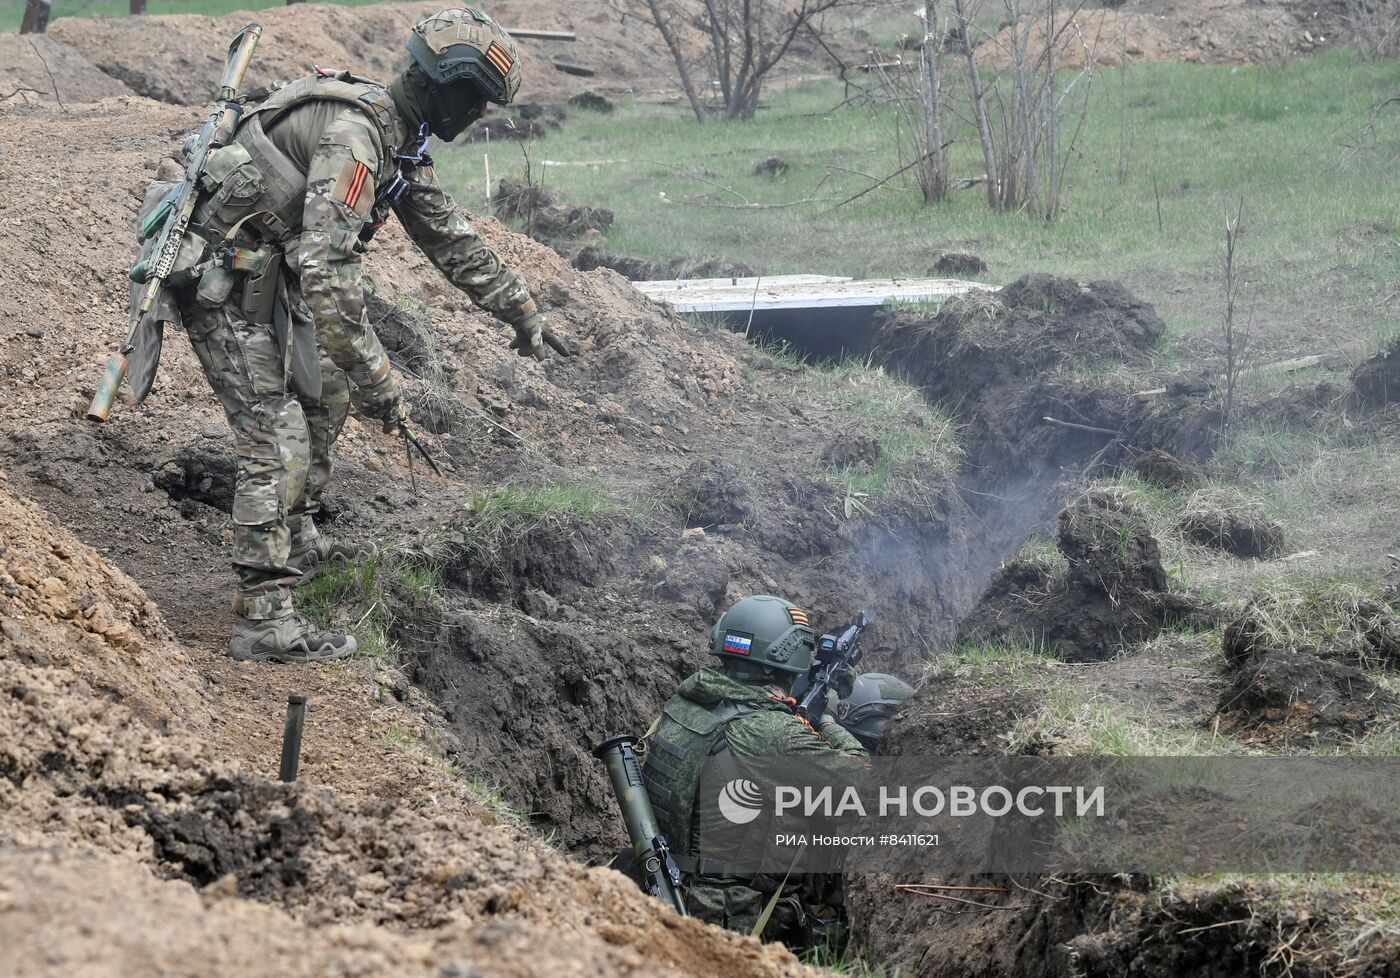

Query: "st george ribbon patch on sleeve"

xmin=336 ymin=161 xmax=372 ymax=216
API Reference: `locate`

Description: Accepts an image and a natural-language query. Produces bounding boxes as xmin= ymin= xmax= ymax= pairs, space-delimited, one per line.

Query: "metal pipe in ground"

xmin=20 ymin=0 xmax=51 ymax=34
xmin=279 ymin=694 xmax=307 ymax=782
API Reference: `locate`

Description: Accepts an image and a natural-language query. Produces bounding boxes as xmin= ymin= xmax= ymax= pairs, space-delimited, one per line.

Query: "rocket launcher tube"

xmin=593 ymin=734 xmax=688 ymax=916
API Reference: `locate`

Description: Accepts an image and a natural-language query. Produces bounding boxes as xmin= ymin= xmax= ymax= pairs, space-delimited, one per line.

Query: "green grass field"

xmin=432 ymin=51 xmax=1400 ymax=359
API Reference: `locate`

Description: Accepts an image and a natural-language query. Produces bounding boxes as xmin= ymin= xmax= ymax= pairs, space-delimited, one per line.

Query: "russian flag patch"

xmin=723 ymin=631 xmax=754 ymax=655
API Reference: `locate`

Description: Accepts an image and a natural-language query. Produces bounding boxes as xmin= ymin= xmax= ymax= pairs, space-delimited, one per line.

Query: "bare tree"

xmin=642 ymin=0 xmax=711 ymax=123
xmin=950 ymin=0 xmax=1109 ymax=219
xmin=630 ymin=0 xmax=859 ymax=121
xmin=1220 ymin=198 xmax=1250 ymax=434
xmin=1346 ymin=0 xmax=1400 ymax=57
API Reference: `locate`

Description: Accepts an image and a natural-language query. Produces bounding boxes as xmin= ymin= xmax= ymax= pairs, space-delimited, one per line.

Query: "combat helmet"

xmin=837 ymin=673 xmax=915 ymax=749
xmin=406 ymin=7 xmax=522 ymax=106
xmin=709 ymin=596 xmax=815 ymax=676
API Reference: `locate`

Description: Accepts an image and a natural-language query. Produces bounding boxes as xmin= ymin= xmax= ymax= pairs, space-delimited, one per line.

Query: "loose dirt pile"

xmin=0 ymin=34 xmax=132 ymax=105
xmin=46 ymin=1 xmax=691 ymax=106
xmin=977 ymin=0 xmax=1345 ymax=69
xmin=493 ymin=177 xmax=615 ymax=244
xmin=959 ymin=491 xmax=1209 ymax=662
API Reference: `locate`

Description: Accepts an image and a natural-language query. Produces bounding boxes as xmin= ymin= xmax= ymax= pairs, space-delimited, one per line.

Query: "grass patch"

xmin=298 ymin=552 xmax=445 ymax=662
xmin=750 ymin=341 xmax=962 ymax=506
xmin=1003 ymin=685 xmax=1247 ymax=755
xmin=931 ymin=639 xmax=1058 ymax=688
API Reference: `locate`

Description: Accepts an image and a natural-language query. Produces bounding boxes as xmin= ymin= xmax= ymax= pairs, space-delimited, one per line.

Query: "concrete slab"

xmin=634 ymin=275 xmax=990 ymax=314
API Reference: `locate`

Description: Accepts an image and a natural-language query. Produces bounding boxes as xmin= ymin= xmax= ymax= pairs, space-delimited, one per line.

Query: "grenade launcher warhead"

xmin=85 ymin=22 xmax=263 ymax=422
xmin=593 ymin=734 xmax=688 ymax=916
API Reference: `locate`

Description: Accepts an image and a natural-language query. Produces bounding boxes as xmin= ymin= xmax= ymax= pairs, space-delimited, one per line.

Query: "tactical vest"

xmin=643 ymin=696 xmax=760 ymax=866
xmin=226 ymin=72 xmax=399 ymax=240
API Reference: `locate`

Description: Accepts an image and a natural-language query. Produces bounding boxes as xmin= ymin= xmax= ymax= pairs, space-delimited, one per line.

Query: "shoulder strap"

xmin=245 ymin=72 xmax=396 ymax=152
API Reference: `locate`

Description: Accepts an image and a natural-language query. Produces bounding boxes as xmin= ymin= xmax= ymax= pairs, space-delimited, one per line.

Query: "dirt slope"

xmin=47 ymin=0 xmax=721 ymax=106
xmin=0 ymin=473 xmax=815 ymax=978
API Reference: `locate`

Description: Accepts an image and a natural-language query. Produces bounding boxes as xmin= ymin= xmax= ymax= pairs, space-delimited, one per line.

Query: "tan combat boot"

xmin=287 ymin=537 xmax=380 ymax=582
xmin=229 ymin=613 xmax=357 ymax=663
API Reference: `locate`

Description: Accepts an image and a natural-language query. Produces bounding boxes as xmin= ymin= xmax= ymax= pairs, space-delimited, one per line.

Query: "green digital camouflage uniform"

xmin=644 ymin=666 xmax=869 ymax=947
xmin=178 ymin=72 xmax=541 ymax=622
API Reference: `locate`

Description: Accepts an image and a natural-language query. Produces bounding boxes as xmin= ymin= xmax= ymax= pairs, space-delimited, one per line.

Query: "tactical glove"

xmin=352 ymin=374 xmax=404 ymax=431
xmin=508 ymin=312 xmax=545 ymax=360
xmin=510 ymin=312 xmax=579 ymax=360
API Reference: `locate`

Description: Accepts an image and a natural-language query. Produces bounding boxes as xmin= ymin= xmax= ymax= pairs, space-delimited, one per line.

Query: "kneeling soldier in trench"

xmin=642 ymin=595 xmax=870 ymax=950
xmin=135 ymin=8 xmax=571 ymax=662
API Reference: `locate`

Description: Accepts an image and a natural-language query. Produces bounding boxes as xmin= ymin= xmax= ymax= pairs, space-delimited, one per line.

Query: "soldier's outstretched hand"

xmin=511 ymin=312 xmax=579 ymax=360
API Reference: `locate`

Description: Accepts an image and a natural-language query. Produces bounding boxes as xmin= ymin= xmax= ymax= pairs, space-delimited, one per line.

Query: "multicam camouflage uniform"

xmin=177 ymin=64 xmax=541 ymax=628
xmin=645 ymin=665 xmax=869 ymax=947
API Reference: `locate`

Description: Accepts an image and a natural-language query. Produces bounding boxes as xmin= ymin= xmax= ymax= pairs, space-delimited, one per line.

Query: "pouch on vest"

xmin=195 ymin=265 xmax=237 ymax=308
xmin=202 ymin=143 xmax=265 ymax=225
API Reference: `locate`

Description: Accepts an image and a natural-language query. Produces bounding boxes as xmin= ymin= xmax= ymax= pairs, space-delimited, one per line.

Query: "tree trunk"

xmin=20 ymin=0 xmax=51 ymax=34
xmin=953 ymin=0 xmax=999 ymax=207
xmin=918 ymin=0 xmax=948 ymax=203
xmin=129 ymin=0 xmax=146 ymax=13
xmin=646 ymin=0 xmax=708 ymax=123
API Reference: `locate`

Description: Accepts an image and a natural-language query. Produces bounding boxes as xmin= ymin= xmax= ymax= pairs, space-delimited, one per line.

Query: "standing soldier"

xmin=642 ymin=596 xmax=869 ymax=949
xmin=142 ymin=9 xmax=568 ymax=662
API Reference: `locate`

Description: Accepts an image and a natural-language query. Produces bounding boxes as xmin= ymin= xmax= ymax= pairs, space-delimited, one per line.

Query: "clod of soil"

xmin=1222 ymin=595 xmax=1400 ymax=670
xmin=1351 ymin=343 xmax=1400 ymax=409
xmin=1218 ymin=649 xmax=1397 ymax=743
xmin=493 ymin=179 xmax=614 ymax=242
xmin=567 ymin=91 xmax=614 ymax=112
xmin=515 ymin=102 xmax=568 ymax=128
xmin=1178 ymin=508 xmax=1286 ymax=558
xmin=1130 ymin=447 xmax=1203 ymax=488
xmin=1218 ymin=597 xmax=1400 ymax=743
xmin=467 ymin=116 xmax=547 ymax=141
xmin=959 ymin=491 xmax=1209 ymax=662
xmin=753 ymin=157 xmax=790 ymax=177
xmin=931 ymin=252 xmax=987 ymax=276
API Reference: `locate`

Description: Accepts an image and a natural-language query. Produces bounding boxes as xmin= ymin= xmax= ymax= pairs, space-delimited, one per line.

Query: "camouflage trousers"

xmin=685 ymin=877 xmax=808 ymax=946
xmin=181 ymin=283 xmax=351 ymax=620
xmin=685 ymin=875 xmax=846 ymax=954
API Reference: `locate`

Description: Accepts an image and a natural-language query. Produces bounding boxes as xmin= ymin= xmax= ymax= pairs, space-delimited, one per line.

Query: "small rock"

xmin=0 ymin=619 xmax=20 ymax=643
xmin=25 ymin=328 xmax=44 ymax=339
xmin=681 ymin=527 xmax=706 ymax=542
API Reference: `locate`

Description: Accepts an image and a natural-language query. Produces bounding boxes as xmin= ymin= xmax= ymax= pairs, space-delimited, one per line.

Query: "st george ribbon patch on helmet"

xmin=485 ymin=41 xmax=513 ymax=75
xmin=723 ymin=631 xmax=754 ymax=655
xmin=787 ymin=606 xmax=810 ymax=628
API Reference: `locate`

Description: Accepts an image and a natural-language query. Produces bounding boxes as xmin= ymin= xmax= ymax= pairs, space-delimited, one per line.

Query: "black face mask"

xmin=391 ymin=65 xmax=485 ymax=143
xmin=424 ymin=78 xmax=486 ymax=141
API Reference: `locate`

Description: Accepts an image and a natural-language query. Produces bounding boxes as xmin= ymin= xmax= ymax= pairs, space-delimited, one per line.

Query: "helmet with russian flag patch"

xmin=709 ymin=595 xmax=815 ymax=675
xmin=406 ymin=8 xmax=522 ymax=105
